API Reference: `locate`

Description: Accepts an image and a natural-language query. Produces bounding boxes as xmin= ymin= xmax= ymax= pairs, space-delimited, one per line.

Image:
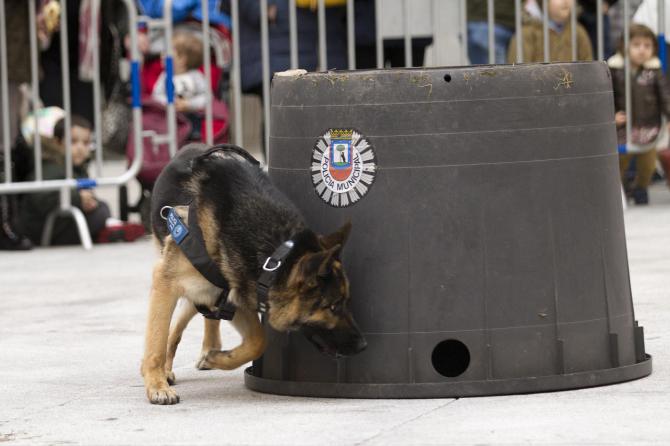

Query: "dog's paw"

xmin=147 ymin=385 xmax=180 ymax=405
xmin=165 ymin=370 xmax=176 ymax=385
xmin=196 ymin=350 xmax=232 ymax=370
xmin=196 ymin=351 xmax=213 ymax=370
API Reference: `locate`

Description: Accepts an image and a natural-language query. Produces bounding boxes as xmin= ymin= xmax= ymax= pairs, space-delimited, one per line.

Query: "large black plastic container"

xmin=245 ymin=62 xmax=652 ymax=398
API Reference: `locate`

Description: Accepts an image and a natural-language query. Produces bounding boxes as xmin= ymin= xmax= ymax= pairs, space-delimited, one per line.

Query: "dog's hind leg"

xmin=196 ymin=317 xmax=222 ymax=370
xmin=197 ymin=307 xmax=266 ymax=371
xmin=165 ymin=300 xmax=199 ymax=385
xmin=141 ymin=261 xmax=181 ymax=405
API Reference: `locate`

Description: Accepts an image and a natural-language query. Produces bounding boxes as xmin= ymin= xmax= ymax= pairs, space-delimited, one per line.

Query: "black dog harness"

xmin=161 ymin=144 xmax=296 ymax=320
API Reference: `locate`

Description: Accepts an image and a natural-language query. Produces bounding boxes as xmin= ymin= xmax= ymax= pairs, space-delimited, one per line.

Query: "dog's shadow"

xmin=173 ymin=370 xmax=345 ymax=406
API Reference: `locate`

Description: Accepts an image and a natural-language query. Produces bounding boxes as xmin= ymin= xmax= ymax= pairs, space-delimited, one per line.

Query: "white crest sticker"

xmin=311 ymin=129 xmax=377 ymax=208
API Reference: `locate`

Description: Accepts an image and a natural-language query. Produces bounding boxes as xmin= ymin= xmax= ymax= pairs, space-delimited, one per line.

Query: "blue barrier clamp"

xmin=165 ymin=56 xmax=175 ymax=104
xmin=77 ymin=179 xmax=98 ymax=190
xmin=131 ymin=60 xmax=142 ymax=109
xmin=618 ymin=144 xmax=627 ymax=154
xmin=659 ymin=35 xmax=667 ymax=73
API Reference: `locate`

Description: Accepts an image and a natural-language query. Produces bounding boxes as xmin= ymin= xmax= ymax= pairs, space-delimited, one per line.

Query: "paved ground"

xmin=1 ymin=183 xmax=669 ymax=446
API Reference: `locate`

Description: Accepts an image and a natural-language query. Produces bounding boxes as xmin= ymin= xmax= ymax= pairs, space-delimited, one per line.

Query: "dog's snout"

xmin=354 ymin=336 xmax=368 ymax=354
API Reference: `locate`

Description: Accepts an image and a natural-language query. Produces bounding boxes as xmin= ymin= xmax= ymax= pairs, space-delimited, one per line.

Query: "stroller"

xmin=120 ymin=23 xmax=231 ymax=229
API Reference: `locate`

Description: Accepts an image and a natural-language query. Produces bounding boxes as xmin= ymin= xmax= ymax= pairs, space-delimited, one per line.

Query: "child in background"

xmin=609 ymin=24 xmax=670 ymax=205
xmin=152 ymin=32 xmax=208 ymax=140
xmin=19 ymin=115 xmax=144 ymax=244
xmin=507 ymin=0 xmax=593 ymax=63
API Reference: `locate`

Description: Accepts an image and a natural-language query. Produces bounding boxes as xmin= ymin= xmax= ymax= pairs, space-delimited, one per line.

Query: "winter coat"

xmin=608 ymin=53 xmax=670 ymax=144
xmin=238 ymin=0 xmax=347 ymax=92
xmin=507 ymin=19 xmax=593 ymax=63
xmin=19 ymin=138 xmax=89 ymax=244
xmin=467 ymin=0 xmax=517 ymax=30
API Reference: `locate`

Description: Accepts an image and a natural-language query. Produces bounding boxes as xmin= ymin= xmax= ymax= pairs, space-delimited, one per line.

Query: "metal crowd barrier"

xmin=223 ymin=0 xmax=667 ymax=158
xmin=1 ymin=0 xmax=665 ymax=250
xmin=0 ymin=0 xmax=143 ymax=249
xmin=137 ymin=0 xmax=216 ymax=157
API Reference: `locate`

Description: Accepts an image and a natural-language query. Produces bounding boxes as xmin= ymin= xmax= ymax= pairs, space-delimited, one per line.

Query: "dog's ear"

xmin=319 ymin=221 xmax=352 ymax=250
xmin=293 ymin=228 xmax=321 ymax=252
xmin=317 ymin=244 xmax=341 ymax=277
xmin=302 ymin=244 xmax=341 ymax=278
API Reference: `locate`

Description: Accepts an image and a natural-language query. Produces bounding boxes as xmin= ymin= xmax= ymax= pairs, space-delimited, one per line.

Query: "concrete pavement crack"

xmin=354 ymin=398 xmax=460 ymax=446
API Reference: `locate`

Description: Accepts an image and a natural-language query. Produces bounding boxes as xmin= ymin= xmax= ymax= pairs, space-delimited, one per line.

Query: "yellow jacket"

xmin=296 ymin=0 xmax=347 ymax=9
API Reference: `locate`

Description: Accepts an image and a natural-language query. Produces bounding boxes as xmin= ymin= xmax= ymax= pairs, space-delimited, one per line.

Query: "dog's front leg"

xmin=165 ymin=300 xmax=199 ymax=384
xmin=196 ymin=318 xmax=222 ymax=370
xmin=141 ymin=262 xmax=181 ymax=404
xmin=198 ymin=307 xmax=266 ymax=370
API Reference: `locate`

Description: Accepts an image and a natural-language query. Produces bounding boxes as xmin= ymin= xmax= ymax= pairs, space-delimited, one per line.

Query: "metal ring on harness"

xmin=159 ymin=206 xmax=173 ymax=220
xmin=263 ymin=258 xmax=282 ymax=272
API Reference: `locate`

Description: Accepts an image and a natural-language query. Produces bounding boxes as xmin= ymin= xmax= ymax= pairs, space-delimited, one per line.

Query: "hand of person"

xmin=36 ymin=5 xmax=59 ymax=50
xmin=268 ymin=5 xmax=278 ymax=23
xmin=79 ymin=190 xmax=98 ymax=213
xmin=175 ymin=97 xmax=189 ymax=112
xmin=615 ymin=111 xmax=627 ymax=126
xmin=125 ymin=32 xmax=150 ymax=56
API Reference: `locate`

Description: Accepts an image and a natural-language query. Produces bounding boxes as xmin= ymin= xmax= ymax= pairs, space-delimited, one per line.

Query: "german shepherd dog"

xmin=141 ymin=143 xmax=367 ymax=404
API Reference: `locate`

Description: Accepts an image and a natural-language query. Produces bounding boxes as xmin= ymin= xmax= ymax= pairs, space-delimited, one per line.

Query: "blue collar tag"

xmin=167 ymin=208 xmax=189 ymax=244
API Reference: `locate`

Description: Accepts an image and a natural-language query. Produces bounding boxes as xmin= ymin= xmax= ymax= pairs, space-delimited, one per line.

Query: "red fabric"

xmin=127 ymin=99 xmax=229 ymax=187
xmin=142 ymin=58 xmax=164 ymax=96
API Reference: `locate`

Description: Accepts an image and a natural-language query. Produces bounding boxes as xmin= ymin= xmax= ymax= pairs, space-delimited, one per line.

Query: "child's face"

xmin=174 ymin=51 xmax=188 ymax=75
xmin=548 ymin=0 xmax=574 ymax=25
xmin=629 ymin=36 xmax=655 ymax=67
xmin=70 ymin=125 xmax=92 ymax=166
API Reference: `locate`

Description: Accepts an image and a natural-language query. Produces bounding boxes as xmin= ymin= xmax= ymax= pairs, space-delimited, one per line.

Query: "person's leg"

xmin=85 ymin=200 xmax=112 ymax=239
xmin=467 ymin=22 xmax=491 ymax=64
xmin=494 ymin=25 xmax=514 ymax=64
xmin=628 ymin=149 xmax=657 ymax=204
xmin=0 ymin=195 xmax=33 ymax=250
xmin=619 ymin=153 xmax=632 ymax=181
xmin=634 ymin=149 xmax=657 ymax=189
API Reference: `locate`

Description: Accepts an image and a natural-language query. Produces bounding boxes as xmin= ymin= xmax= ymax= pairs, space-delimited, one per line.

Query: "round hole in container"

xmin=444 ymin=73 xmax=452 ymax=82
xmin=432 ymin=339 xmax=470 ymax=377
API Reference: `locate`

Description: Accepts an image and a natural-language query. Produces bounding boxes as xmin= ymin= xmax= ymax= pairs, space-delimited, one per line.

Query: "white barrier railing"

xmin=0 ymin=0 xmax=144 ymax=249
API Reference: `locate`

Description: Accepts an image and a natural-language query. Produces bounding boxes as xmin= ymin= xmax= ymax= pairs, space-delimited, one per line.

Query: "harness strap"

xmin=164 ymin=144 xmax=292 ymax=319
xmin=165 ymin=203 xmax=236 ymax=321
xmin=256 ymin=240 xmax=295 ymax=314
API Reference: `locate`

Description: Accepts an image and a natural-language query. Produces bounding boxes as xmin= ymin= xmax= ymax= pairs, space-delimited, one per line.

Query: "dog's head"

xmin=268 ymin=222 xmax=367 ymax=358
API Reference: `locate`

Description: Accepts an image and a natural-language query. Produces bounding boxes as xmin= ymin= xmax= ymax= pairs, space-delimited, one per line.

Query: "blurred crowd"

xmin=1 ymin=0 xmax=670 ymax=251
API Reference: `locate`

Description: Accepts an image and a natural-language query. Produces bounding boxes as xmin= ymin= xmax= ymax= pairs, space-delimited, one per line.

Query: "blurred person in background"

xmin=0 ymin=1 xmax=33 ymax=250
xmin=231 ymin=0 xmax=348 ymax=95
xmin=578 ymin=1 xmax=618 ymax=58
xmin=609 ymin=24 xmax=670 ymax=204
xmin=467 ymin=0 xmax=517 ymax=64
xmin=19 ymin=115 xmax=144 ymax=245
xmin=152 ymin=32 xmax=209 ymax=140
xmin=508 ymin=0 xmax=593 ymax=62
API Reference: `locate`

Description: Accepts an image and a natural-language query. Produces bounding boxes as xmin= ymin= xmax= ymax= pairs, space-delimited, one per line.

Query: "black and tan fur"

xmin=141 ymin=143 xmax=366 ymax=405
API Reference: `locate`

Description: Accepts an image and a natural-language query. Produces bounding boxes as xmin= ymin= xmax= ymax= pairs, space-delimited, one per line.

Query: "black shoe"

xmin=0 ymin=224 xmax=33 ymax=250
xmin=632 ymin=188 xmax=649 ymax=205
